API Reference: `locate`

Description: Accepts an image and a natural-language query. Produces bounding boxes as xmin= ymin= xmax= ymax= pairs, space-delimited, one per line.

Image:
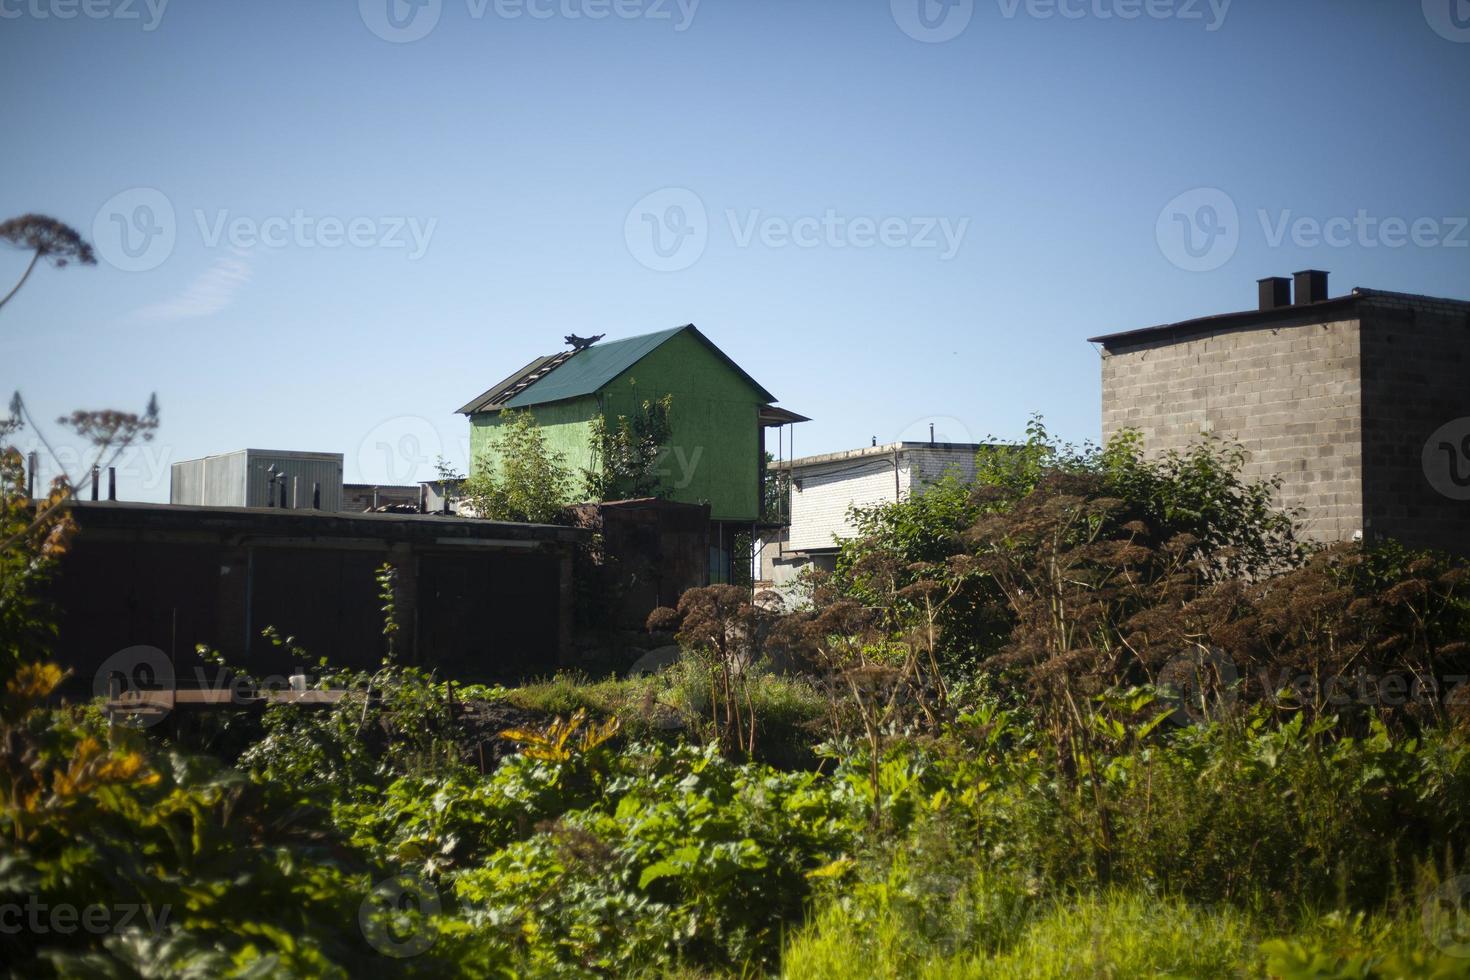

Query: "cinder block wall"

xmin=1100 ymin=316 xmax=1365 ymax=544
xmin=1360 ymin=297 xmax=1470 ymax=553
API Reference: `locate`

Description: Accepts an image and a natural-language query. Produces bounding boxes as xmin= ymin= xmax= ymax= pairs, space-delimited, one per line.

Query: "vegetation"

xmin=6 ymin=403 xmax=1470 ymax=976
xmin=0 ymin=214 xmax=95 ymax=312
xmin=462 ymin=409 xmax=581 ymax=524
xmin=585 ymin=392 xmax=674 ymax=502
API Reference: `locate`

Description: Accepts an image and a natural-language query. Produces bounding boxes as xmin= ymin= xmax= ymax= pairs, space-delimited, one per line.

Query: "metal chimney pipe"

xmin=1257 ymin=276 xmax=1291 ymax=311
xmin=929 ymin=423 xmax=935 ymax=445
xmin=1293 ymin=270 xmax=1329 ymax=306
xmin=291 ymin=476 xmax=299 ymax=510
xmin=107 ymin=467 xmax=117 ymax=501
xmin=91 ymin=466 xmax=100 ymax=500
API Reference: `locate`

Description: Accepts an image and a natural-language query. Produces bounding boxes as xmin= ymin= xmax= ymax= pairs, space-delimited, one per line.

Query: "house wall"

xmin=1099 ymin=314 xmax=1365 ymax=544
xmin=596 ymin=328 xmax=765 ymax=522
xmin=468 ymin=332 xmax=768 ymax=522
xmin=470 ymin=396 xmax=600 ymax=498
xmin=1359 ymin=297 xmax=1470 ymax=554
xmin=905 ymin=445 xmax=979 ymax=488
xmin=787 ymin=454 xmax=903 ymax=552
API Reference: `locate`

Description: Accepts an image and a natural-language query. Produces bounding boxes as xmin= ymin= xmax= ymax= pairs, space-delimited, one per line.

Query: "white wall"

xmin=783 ymin=445 xmax=977 ymax=553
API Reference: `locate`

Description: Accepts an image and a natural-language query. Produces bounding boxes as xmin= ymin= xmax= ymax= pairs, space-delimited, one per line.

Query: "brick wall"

xmin=787 ymin=455 xmax=900 ymax=552
xmin=1359 ymin=299 xmax=1470 ymax=553
xmin=1100 ymin=315 xmax=1365 ymax=544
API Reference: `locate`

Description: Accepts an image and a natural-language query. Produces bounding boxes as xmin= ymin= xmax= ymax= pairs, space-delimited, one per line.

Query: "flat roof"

xmin=64 ymin=500 xmax=584 ymax=546
xmin=770 ymin=441 xmax=988 ymax=471
xmin=1087 ymin=287 xmax=1470 ymax=349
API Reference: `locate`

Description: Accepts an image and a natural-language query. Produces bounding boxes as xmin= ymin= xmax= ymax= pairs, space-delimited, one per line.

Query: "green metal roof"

xmin=481 ymin=324 xmax=777 ymax=411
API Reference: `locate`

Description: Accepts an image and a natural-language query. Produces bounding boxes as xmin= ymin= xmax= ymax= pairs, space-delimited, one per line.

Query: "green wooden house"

xmin=456 ymin=325 xmax=806 ymax=580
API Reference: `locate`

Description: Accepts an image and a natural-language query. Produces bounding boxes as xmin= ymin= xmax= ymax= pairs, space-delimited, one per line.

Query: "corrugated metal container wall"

xmin=241 ymin=451 xmax=344 ymax=510
xmin=169 ymin=458 xmax=208 ymax=505
xmin=170 ymin=450 xmax=342 ymax=509
xmin=204 ymin=451 xmax=249 ymax=505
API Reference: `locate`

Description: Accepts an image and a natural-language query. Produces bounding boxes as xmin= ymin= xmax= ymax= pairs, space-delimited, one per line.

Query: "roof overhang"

xmin=759 ymin=406 xmax=811 ymax=426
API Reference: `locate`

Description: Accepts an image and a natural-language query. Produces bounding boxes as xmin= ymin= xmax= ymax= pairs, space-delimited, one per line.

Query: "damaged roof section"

xmin=456 ymin=325 xmax=777 ymax=415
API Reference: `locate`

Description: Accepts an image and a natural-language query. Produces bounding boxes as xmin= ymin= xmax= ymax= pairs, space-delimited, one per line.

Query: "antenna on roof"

xmin=564 ymin=333 xmax=604 ymax=351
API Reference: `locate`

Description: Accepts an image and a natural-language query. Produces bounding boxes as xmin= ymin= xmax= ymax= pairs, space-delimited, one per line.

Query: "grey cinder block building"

xmin=1090 ymin=272 xmax=1470 ymax=555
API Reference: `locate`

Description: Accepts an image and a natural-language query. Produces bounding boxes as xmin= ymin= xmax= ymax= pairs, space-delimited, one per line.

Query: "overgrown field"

xmin=5 ymin=424 xmax=1470 ymax=977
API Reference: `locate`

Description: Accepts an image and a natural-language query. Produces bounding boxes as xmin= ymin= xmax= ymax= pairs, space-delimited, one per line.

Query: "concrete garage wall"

xmin=46 ymin=502 xmax=583 ymax=694
xmin=1360 ymin=298 xmax=1470 ymax=554
xmin=1100 ymin=315 xmax=1365 ymax=544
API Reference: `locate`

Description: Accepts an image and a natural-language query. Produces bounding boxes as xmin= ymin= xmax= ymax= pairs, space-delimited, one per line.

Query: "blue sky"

xmin=2 ymin=0 xmax=1467 ymax=501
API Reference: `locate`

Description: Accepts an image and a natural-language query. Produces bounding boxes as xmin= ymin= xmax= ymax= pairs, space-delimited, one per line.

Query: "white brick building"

xmin=757 ymin=442 xmax=982 ymax=586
